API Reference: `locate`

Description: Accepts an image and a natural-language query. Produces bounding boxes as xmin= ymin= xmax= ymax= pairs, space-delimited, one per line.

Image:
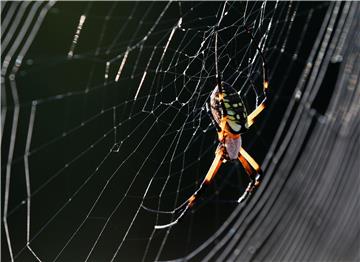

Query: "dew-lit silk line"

xmin=67 ymin=14 xmax=86 ymax=58
xmin=115 ymin=49 xmax=130 ymax=82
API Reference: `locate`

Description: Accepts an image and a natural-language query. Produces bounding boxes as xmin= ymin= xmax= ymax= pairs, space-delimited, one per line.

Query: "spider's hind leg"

xmin=238 ymin=154 xmax=256 ymax=203
xmin=237 ymin=147 xmax=263 ymax=203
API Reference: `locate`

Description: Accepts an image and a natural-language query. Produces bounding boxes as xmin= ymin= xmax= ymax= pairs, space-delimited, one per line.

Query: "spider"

xmin=145 ymin=26 xmax=269 ymax=229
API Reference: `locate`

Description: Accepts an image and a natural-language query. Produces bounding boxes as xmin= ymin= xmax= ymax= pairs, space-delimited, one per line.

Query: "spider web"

xmin=2 ymin=1 xmax=359 ymax=262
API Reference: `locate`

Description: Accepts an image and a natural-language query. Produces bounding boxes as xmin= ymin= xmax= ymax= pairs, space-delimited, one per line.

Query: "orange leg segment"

xmin=239 ymin=147 xmax=262 ymax=174
xmin=247 ymin=102 xmax=266 ymax=127
xmin=237 ymin=147 xmax=263 ymax=202
xmin=154 ymin=151 xmax=223 ymax=229
xmin=204 ymin=151 xmax=223 ymax=183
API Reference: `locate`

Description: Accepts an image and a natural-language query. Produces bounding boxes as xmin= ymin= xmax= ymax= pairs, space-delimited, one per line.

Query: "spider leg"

xmin=153 ymin=148 xmax=224 ymax=229
xmin=238 ymin=154 xmax=256 ymax=203
xmin=214 ymin=29 xmax=222 ymax=91
xmin=247 ymin=98 xmax=267 ymax=127
xmin=237 ymin=147 xmax=263 ymax=203
xmin=244 ymin=25 xmax=269 ymax=128
xmin=209 ymin=29 xmax=228 ymax=138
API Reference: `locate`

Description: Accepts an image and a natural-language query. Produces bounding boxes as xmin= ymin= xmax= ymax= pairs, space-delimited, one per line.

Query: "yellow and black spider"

xmin=147 ymin=26 xmax=269 ymax=229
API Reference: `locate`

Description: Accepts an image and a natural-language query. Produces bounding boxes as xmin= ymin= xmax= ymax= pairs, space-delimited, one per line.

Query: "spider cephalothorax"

xmin=147 ymin=26 xmax=268 ymax=229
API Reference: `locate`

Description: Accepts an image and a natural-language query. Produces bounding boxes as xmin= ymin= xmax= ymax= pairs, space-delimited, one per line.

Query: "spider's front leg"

xmin=237 ymin=147 xmax=263 ymax=203
xmin=244 ymin=25 xmax=269 ymax=128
